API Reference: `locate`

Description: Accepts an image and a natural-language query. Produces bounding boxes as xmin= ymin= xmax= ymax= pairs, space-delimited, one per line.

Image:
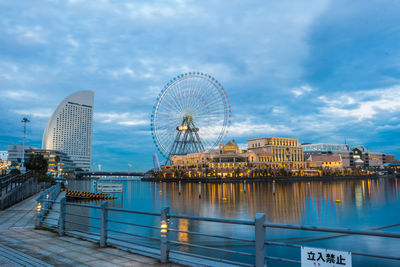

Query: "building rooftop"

xmin=307 ymin=155 xmax=342 ymax=162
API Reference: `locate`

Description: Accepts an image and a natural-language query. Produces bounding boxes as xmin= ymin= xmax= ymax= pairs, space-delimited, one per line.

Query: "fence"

xmin=34 ymin=198 xmax=400 ymax=267
xmin=36 ymin=183 xmax=61 ymax=227
xmin=0 ymin=171 xmax=39 ymax=209
xmin=0 ymin=171 xmax=32 ymax=197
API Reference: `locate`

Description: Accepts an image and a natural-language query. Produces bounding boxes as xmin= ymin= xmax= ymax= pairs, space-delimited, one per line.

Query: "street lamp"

xmin=21 ymin=117 xmax=30 ymax=174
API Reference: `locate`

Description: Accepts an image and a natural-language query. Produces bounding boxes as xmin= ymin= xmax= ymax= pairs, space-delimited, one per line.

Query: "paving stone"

xmin=39 ymin=244 xmax=71 ymax=254
xmin=61 ymin=250 xmax=98 ymax=262
xmin=86 ymin=260 xmax=120 ymax=267
xmin=109 ymin=257 xmax=134 ymax=264
xmin=120 ymin=262 xmax=150 ymax=267
xmin=121 ymin=254 xmax=158 ymax=264
xmin=100 ymin=247 xmax=134 ymax=257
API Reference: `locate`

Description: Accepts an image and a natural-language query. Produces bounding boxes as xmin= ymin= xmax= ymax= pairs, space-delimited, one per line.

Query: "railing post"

xmin=35 ymin=193 xmax=44 ymax=228
xmin=100 ymin=201 xmax=108 ymax=247
xmin=255 ymin=213 xmax=266 ymax=267
xmin=59 ymin=197 xmax=66 ymax=236
xmin=160 ymin=207 xmax=170 ymax=263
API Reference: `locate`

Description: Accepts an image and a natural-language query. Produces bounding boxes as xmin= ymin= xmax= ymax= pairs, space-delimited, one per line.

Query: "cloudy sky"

xmin=1 ymin=0 xmax=400 ymax=171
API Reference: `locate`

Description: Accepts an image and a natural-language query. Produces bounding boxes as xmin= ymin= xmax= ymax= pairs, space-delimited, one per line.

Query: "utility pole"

xmin=21 ymin=117 xmax=30 ymax=174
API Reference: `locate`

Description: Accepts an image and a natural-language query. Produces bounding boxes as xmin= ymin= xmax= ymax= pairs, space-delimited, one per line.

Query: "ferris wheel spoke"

xmin=171 ymin=83 xmax=186 ymax=113
xmin=165 ymin=83 xmax=184 ymax=114
xmin=187 ymin=77 xmax=204 ymax=113
xmin=158 ymin=98 xmax=182 ymax=115
xmin=161 ymin=91 xmax=184 ymax=114
xmin=190 ymin=76 xmax=214 ymax=114
xmin=191 ymin=84 xmax=223 ymax=116
xmin=175 ymin=79 xmax=188 ymax=113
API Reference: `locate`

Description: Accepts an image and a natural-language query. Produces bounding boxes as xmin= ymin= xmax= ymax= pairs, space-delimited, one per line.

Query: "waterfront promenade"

xmin=0 ymin=193 xmax=181 ymax=267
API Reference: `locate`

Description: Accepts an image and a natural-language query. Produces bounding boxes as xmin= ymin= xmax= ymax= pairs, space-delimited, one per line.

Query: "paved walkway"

xmin=0 ymin=193 xmax=181 ymax=267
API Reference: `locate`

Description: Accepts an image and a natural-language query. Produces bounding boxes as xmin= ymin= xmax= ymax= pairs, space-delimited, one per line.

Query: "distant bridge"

xmin=76 ymin=171 xmax=145 ymax=179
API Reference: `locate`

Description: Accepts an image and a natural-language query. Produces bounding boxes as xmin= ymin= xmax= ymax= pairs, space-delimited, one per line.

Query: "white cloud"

xmin=109 ymin=67 xmax=137 ymax=79
xmin=291 ymin=85 xmax=313 ymax=97
xmin=318 ymin=85 xmax=400 ymax=121
xmin=112 ymin=96 xmax=132 ymax=103
xmin=4 ymin=90 xmax=40 ymax=101
xmin=11 ymin=108 xmax=52 ymax=118
xmin=229 ymin=119 xmax=293 ymax=137
xmin=8 ymin=25 xmax=47 ymax=44
xmin=95 ymin=112 xmax=148 ymax=126
xmin=67 ymin=35 xmax=79 ymax=48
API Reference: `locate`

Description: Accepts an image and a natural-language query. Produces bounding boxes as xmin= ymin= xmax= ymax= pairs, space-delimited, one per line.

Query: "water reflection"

xmin=67 ymin=177 xmax=400 ymax=266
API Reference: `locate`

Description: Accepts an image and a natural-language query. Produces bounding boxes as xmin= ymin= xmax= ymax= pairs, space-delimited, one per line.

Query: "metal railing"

xmin=36 ymin=183 xmax=61 ymax=227
xmin=0 ymin=171 xmax=32 ymax=197
xmin=36 ymin=199 xmax=400 ymax=267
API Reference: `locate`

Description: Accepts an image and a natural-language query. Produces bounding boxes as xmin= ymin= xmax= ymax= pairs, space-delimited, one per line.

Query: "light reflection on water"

xmin=68 ymin=178 xmax=400 ymax=266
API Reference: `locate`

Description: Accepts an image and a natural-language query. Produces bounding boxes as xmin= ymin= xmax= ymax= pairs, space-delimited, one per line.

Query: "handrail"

xmin=0 ymin=171 xmax=33 ymax=197
xmin=264 ymin=222 xmax=400 ymax=238
xmin=168 ymin=228 xmax=255 ymax=243
xmin=170 ymin=213 xmax=255 ymax=225
xmin=169 ymin=240 xmax=256 ymax=257
xmin=107 ymin=206 xmax=160 ymax=216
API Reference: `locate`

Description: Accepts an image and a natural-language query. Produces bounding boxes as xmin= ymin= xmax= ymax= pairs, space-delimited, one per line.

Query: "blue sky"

xmin=1 ymin=0 xmax=400 ymax=171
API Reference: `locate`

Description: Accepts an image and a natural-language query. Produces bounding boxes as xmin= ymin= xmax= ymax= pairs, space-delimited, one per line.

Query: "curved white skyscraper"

xmin=42 ymin=91 xmax=94 ymax=171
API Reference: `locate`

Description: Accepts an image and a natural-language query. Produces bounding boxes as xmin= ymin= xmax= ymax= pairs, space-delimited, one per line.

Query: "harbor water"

xmin=67 ymin=177 xmax=400 ymax=266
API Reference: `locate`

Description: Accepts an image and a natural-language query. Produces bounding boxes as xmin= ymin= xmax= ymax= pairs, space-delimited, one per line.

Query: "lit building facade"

xmin=353 ymin=146 xmax=395 ymax=169
xmin=42 ymin=91 xmax=94 ymax=171
xmin=306 ymin=155 xmax=343 ymax=168
xmin=166 ymin=137 xmax=306 ymax=178
xmin=0 ymin=151 xmax=7 ymax=161
xmin=7 ymin=144 xmax=38 ymax=164
xmin=26 ymin=149 xmax=75 ymax=174
xmin=248 ymin=137 xmax=305 ymax=168
xmin=302 ymin=143 xmax=354 ymax=168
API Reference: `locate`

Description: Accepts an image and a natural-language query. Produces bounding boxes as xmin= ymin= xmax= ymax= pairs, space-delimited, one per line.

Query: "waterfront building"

xmin=7 ymin=144 xmax=38 ymax=164
xmin=0 ymin=151 xmax=7 ymax=161
xmin=42 ymin=91 xmax=94 ymax=171
xmin=26 ymin=149 xmax=75 ymax=175
xmin=170 ymin=141 xmax=250 ymax=177
xmin=167 ymin=137 xmax=305 ymax=178
xmin=352 ymin=146 xmax=395 ymax=169
xmin=0 ymin=159 xmax=11 ymax=175
xmin=302 ymin=143 xmax=354 ymax=168
xmin=306 ymin=155 xmax=343 ymax=169
xmin=248 ymin=137 xmax=305 ymax=168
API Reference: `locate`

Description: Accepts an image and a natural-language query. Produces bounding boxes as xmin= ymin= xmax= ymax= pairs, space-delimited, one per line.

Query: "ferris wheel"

xmin=151 ymin=72 xmax=231 ymax=159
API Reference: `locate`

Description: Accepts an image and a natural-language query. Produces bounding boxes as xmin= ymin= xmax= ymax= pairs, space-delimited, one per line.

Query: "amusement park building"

xmin=167 ymin=137 xmax=306 ymax=177
xmin=42 ymin=91 xmax=94 ymax=171
xmin=302 ymin=143 xmax=354 ymax=168
xmin=247 ymin=137 xmax=305 ymax=169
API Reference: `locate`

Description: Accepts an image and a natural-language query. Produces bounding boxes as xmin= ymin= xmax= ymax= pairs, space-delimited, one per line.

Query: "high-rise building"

xmin=42 ymin=91 xmax=94 ymax=171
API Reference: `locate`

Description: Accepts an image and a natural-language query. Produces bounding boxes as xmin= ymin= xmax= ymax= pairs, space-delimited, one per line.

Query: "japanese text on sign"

xmin=97 ymin=183 xmax=123 ymax=193
xmin=301 ymin=246 xmax=351 ymax=267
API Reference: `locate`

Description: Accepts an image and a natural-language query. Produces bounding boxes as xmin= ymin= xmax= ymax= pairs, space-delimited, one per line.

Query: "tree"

xmin=26 ymin=154 xmax=48 ymax=175
xmin=55 ymin=155 xmax=61 ymax=177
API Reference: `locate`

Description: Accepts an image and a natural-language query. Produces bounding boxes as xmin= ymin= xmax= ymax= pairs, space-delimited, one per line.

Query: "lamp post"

xmin=21 ymin=117 xmax=30 ymax=174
